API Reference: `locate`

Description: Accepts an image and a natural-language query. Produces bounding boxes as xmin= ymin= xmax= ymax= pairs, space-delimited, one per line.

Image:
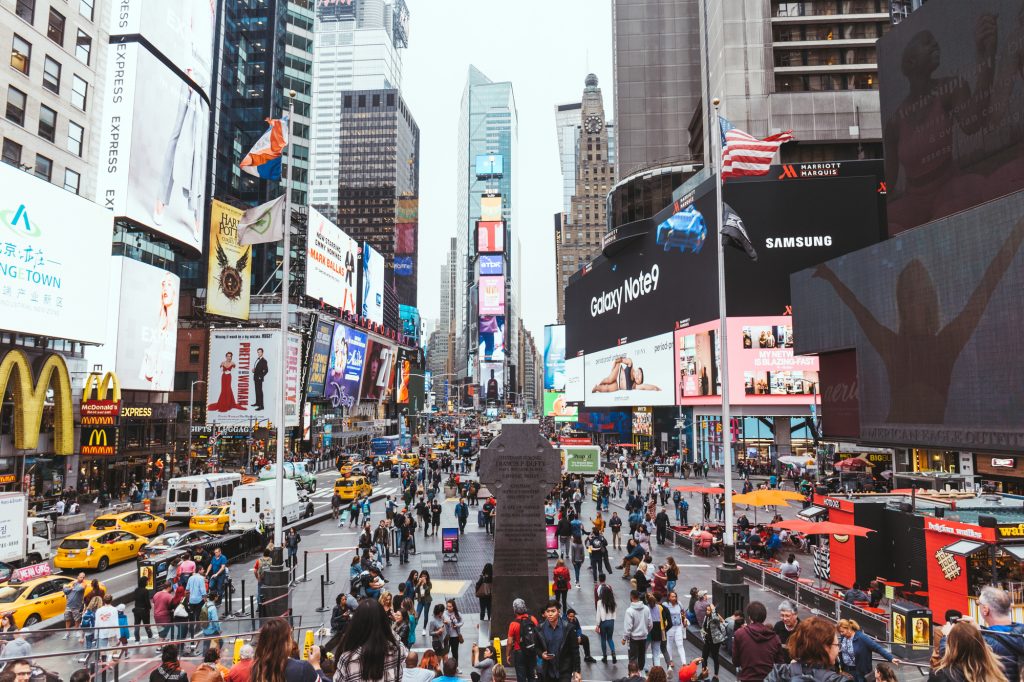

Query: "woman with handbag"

xmin=444 ymin=599 xmax=465 ymax=669
xmin=476 ymin=563 xmax=493 ymax=621
xmin=698 ymin=602 xmax=726 ymax=681
xmin=429 ymin=604 xmax=449 ymax=660
xmin=417 ymin=572 xmax=433 ymax=637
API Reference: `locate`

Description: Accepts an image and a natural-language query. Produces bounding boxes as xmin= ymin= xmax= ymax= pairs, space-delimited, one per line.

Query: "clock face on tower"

xmin=584 ymin=114 xmax=603 ymax=134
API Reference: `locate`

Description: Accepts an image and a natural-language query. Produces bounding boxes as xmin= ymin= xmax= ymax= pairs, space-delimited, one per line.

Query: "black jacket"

xmin=538 ymin=617 xmax=581 ymax=680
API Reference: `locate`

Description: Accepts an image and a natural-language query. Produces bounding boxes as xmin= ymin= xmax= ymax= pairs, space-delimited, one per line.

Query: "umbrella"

xmin=732 ymin=489 xmax=806 ymax=523
xmin=778 ymin=455 xmax=814 ymax=467
xmin=674 ymin=485 xmax=733 ymax=494
xmin=769 ymin=519 xmax=875 ymax=538
xmin=834 ymin=456 xmax=874 ymax=469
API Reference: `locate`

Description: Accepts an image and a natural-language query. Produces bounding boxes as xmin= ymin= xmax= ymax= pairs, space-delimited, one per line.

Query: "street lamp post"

xmin=187 ymin=380 xmax=207 ymax=477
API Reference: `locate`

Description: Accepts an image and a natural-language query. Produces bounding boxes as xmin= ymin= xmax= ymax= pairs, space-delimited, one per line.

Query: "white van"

xmin=229 ymin=479 xmax=305 ymax=531
xmin=166 ymin=473 xmax=242 ymax=521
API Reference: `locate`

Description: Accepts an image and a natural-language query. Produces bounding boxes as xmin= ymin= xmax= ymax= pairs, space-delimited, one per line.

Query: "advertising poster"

xmin=479 ymin=254 xmax=503 ymax=276
xmin=396 ymin=351 xmax=411 ymax=404
xmin=477 ymin=221 xmax=504 ymax=253
xmin=544 ymin=324 xmax=567 ymax=391
xmin=632 ymin=407 xmax=653 ymax=436
xmin=305 ymin=207 xmax=359 ymax=314
xmin=478 ymin=315 xmax=505 ymax=361
xmin=475 ymin=154 xmax=504 ymax=177
xmin=115 ymin=258 xmax=180 ymax=391
xmin=307 ymin=319 xmax=334 ymax=397
xmin=563 ymin=446 xmax=601 ymax=475
xmin=584 ymin=332 xmax=675 ymax=407
xmin=479 ymin=275 xmax=505 ymax=316
xmin=284 ymin=333 xmax=301 ymax=427
xmin=545 ymin=525 xmax=558 ymax=551
xmin=544 ymin=391 xmax=578 ymax=421
xmin=361 ymin=242 xmax=385 ymax=326
xmin=96 ymin=44 xmax=209 ymax=253
xmin=565 ymin=356 xmax=584 ymax=403
xmin=735 ymin=317 xmax=819 ymax=401
xmin=108 ymin=0 xmax=216 ymax=95
xmin=360 ymin=340 xmax=395 ymax=402
xmin=207 ymin=330 xmax=294 ymax=425
xmin=0 ymin=164 xmax=112 ymax=343
xmin=674 ymin=320 xmax=720 ymax=403
xmin=395 ymin=198 xmax=418 ymax=306
xmin=481 ymin=361 xmax=504 ymax=404
xmin=481 ymin=195 xmax=502 ymax=221
xmin=207 ymin=200 xmax=251 ymax=320
xmin=400 ymin=305 xmax=421 ymax=342
xmin=324 ymin=324 xmax=366 ymax=409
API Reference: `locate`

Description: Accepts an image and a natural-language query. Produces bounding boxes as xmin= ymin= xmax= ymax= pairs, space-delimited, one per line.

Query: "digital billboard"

xmin=0 ymin=163 xmax=112 ymax=344
xmin=584 ymin=332 xmax=675 ymax=407
xmin=479 ymin=254 xmax=503 ymax=276
xmin=632 ymin=407 xmax=653 ymax=436
xmin=207 ymin=200 xmax=251 ymax=320
xmin=109 ymin=0 xmax=216 ymax=95
xmin=545 ymin=391 xmax=578 ymax=421
xmin=396 ymin=351 xmax=412 ymax=404
xmin=792 ymin=188 xmax=1024 ymax=452
xmin=306 ymin=319 xmax=335 ymax=397
xmin=576 ymin=410 xmax=630 ymax=434
xmin=361 ymin=242 xmax=385 ymax=326
xmin=475 ymin=154 xmax=504 ymax=178
xmin=481 ymin=361 xmax=504 ymax=404
xmin=565 ymin=355 xmax=584 ymax=404
xmin=115 ymin=258 xmax=180 ymax=392
xmin=306 ymin=207 xmax=359 ymax=314
xmin=544 ymin=325 xmax=567 ymax=391
xmin=878 ymin=0 xmax=1024 ymax=235
xmin=477 ymin=221 xmax=505 ymax=254
xmin=564 ymin=163 xmax=885 ymax=357
xmin=360 ymin=340 xmax=396 ymax=402
xmin=481 ymin=195 xmax=502 ymax=221
xmin=96 ymin=43 xmax=209 ymax=253
xmin=324 ymin=324 xmax=366 ymax=409
xmin=563 ymin=446 xmax=600 ymax=475
xmin=479 ymin=315 xmax=505 ymax=362
xmin=479 ymin=275 xmax=505 ymax=316
xmin=207 ymin=330 xmax=299 ymax=426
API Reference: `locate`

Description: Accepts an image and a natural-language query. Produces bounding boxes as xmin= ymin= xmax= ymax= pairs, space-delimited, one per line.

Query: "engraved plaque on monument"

xmin=479 ymin=422 xmax=562 ymax=639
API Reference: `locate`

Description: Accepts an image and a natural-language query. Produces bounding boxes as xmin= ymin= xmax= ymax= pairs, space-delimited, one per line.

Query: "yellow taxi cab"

xmin=90 ymin=511 xmax=166 ymax=537
xmin=334 ymin=475 xmax=372 ymax=501
xmin=390 ymin=453 xmax=420 ymax=468
xmin=0 ymin=575 xmax=106 ymax=628
xmin=54 ymin=529 xmax=149 ymax=572
xmin=189 ymin=505 xmax=231 ymax=533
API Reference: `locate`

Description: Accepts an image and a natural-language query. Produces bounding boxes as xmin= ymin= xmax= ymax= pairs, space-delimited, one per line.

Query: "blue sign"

xmin=324 ymin=324 xmax=367 ymax=409
xmin=479 ymin=254 xmax=503 ymax=276
xmin=475 ymin=154 xmax=504 ymax=178
xmin=395 ymin=256 xmax=414 ymax=276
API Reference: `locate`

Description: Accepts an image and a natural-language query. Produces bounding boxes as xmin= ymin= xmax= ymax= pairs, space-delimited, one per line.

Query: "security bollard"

xmin=301 ymin=550 xmax=309 ymax=582
xmin=316 ymin=575 xmax=329 ymax=612
xmin=324 ymin=553 xmax=334 ymax=585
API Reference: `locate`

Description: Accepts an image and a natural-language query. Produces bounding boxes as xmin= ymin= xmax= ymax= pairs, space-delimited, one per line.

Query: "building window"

xmin=34 ymin=154 xmax=52 ymax=181
xmin=38 ymin=104 xmax=56 ymax=141
xmin=67 ymin=120 xmax=83 ymax=156
xmin=387 ymin=93 xmax=395 ymax=106
xmin=74 ymin=30 xmax=91 ymax=64
xmin=6 ymin=87 xmax=27 ymax=126
xmin=63 ymin=167 xmax=80 ymax=194
xmin=79 ymin=0 xmax=94 ymax=20
xmin=47 ymin=9 xmax=66 ymax=46
xmin=15 ymin=0 xmax=34 ymax=23
xmin=42 ymin=56 xmax=61 ymax=93
xmin=71 ymin=75 xmax=87 ymax=110
xmin=189 ymin=345 xmax=201 ymax=364
xmin=343 ymin=95 xmax=352 ymax=108
xmin=11 ymin=35 xmax=31 ymax=75
xmin=2 ymin=138 xmax=22 ymax=167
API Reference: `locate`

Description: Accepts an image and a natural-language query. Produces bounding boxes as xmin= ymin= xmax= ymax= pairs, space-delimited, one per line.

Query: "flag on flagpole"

xmin=237 ymin=195 xmax=286 ymax=245
xmin=721 ymin=203 xmax=758 ymax=261
xmin=240 ymin=115 xmax=289 ymax=180
xmin=720 ymin=117 xmax=794 ymax=179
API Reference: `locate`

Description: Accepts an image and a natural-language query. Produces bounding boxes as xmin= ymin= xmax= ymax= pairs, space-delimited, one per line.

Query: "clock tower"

xmin=554 ymin=74 xmax=616 ymax=323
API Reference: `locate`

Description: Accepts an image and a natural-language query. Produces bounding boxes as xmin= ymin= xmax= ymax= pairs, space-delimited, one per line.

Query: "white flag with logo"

xmin=237 ymin=195 xmax=286 ymax=245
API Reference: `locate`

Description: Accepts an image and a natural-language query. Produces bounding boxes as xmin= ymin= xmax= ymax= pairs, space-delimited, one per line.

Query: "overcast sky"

xmin=403 ymin=0 xmax=614 ymax=342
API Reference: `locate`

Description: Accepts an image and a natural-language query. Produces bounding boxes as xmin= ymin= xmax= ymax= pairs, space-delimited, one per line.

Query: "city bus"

xmin=165 ymin=473 xmax=242 ymax=522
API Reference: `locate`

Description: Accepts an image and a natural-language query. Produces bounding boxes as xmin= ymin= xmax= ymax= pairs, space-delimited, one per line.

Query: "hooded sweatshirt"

xmin=732 ymin=621 xmax=783 ymax=682
xmin=622 ymin=600 xmax=653 ymax=640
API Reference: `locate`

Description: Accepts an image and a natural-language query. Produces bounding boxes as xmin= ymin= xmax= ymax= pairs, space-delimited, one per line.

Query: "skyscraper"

xmin=310 ymin=0 xmax=408 ymax=221
xmin=455 ymin=66 xmax=518 ymax=395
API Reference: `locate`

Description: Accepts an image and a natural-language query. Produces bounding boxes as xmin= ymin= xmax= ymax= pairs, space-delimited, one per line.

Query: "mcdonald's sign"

xmin=81 ymin=426 xmax=116 ymax=456
xmin=0 ymin=349 xmax=74 ymax=455
xmin=83 ymin=372 xmax=121 ymax=402
xmin=80 ymin=371 xmax=120 ymax=455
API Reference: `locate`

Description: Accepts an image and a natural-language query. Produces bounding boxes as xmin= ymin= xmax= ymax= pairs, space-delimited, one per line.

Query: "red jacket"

xmin=732 ymin=621 xmax=783 ymax=682
xmin=553 ymin=565 xmax=572 ymax=591
xmin=507 ymin=614 xmax=538 ymax=651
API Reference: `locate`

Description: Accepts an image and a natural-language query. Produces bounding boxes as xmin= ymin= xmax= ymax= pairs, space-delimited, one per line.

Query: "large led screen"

xmin=565 ymin=356 xmax=585 ymax=403
xmin=479 ymin=255 xmax=503 ymax=276
xmin=306 ymin=207 xmax=359 ymax=314
xmin=481 ymin=361 xmax=504 ymax=404
xmin=475 ymin=154 xmax=504 ymax=177
xmin=207 ymin=330 xmax=299 ymax=426
xmin=115 ymin=258 xmax=180 ymax=391
xmin=584 ymin=332 xmax=675 ymax=407
xmin=96 ymin=43 xmax=209 ymax=253
xmin=878 ymin=0 xmax=1024 ymax=235
xmin=479 ymin=315 xmax=505 ymax=362
xmin=306 ymin=319 xmax=335 ymax=397
xmin=544 ymin=325 xmax=567 ymax=391
xmin=362 ymin=242 xmax=385 ymax=326
xmin=0 ymin=163 xmax=112 ymax=343
xmin=207 ymin=200 xmax=251 ymax=320
xmin=479 ymin=275 xmax=505 ymax=316
xmin=481 ymin=196 xmax=502 ymax=221
xmin=477 ymin=221 xmax=505 ymax=254
xmin=360 ymin=341 xmax=396 ymax=402
xmin=109 ymin=0 xmax=216 ymax=95
xmin=792 ymin=189 xmax=1024 ymax=452
xmin=545 ymin=391 xmax=578 ymax=421
xmin=324 ymin=324 xmax=366 ymax=409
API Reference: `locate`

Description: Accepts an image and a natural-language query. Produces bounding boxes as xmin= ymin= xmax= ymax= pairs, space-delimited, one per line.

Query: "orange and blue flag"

xmin=240 ymin=114 xmax=289 ymax=180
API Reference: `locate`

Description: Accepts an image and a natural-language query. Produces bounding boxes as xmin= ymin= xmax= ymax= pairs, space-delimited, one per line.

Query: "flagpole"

xmin=275 ymin=92 xmax=295 ymax=550
xmin=712 ymin=97 xmax=736 ymax=561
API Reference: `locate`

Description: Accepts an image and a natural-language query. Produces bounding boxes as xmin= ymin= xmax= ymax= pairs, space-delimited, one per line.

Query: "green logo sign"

xmin=1 ymin=204 xmax=42 ymax=238
xmin=563 ymin=446 xmax=601 ymax=475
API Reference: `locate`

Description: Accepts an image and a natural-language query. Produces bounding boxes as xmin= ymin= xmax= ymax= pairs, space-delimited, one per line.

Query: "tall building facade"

xmin=310 ymin=0 xmax=408 ymax=222
xmin=455 ymin=66 xmax=518 ymax=400
xmin=554 ymin=74 xmax=617 ymax=323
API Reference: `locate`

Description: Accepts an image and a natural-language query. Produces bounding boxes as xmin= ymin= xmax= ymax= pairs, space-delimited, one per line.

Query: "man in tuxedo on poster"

xmin=253 ymin=347 xmax=269 ymax=410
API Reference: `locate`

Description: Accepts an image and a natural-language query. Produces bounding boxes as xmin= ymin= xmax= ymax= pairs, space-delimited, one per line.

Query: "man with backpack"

xmin=508 ymin=598 xmax=540 ymax=682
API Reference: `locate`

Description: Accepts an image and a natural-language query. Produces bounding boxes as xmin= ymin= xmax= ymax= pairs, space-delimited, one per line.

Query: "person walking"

xmin=285 ymin=527 xmax=301 ymax=570
xmin=732 ymin=601 xmax=781 ymax=682
xmin=131 ymin=578 xmax=154 ymax=643
xmin=334 ymin=599 xmax=405 ymax=682
xmin=557 ymin=514 xmax=573 ymax=559
xmin=151 ymin=583 xmax=174 ymax=642
xmin=570 ymin=536 xmax=586 ymax=589
xmin=444 ymin=599 xmax=465 ymax=668
xmin=200 ymin=594 xmax=222 ymax=656
xmin=661 ymin=591 xmax=689 ymax=668
xmin=765 ymin=616 xmax=847 ymax=682
xmin=646 ymin=594 xmax=671 ymax=670
xmin=698 ymin=601 xmax=726 ymax=682
xmin=508 ymin=598 xmax=540 ymax=682
xmin=537 ymin=600 xmax=582 ymax=682
xmin=930 ymin=619 xmax=1009 ymax=682
xmin=565 ymin=608 xmax=597 ymax=664
xmin=476 ymin=563 xmax=493 ymax=621
xmin=416 ymin=572 xmax=433 ymax=637
xmin=622 ymin=589 xmax=652 ymax=671
xmin=250 ymin=617 xmax=317 ymax=682
xmin=838 ymin=619 xmax=899 ymax=682
xmin=596 ymin=583 xmax=617 ymax=664
xmin=654 ymin=508 xmax=670 ymax=546
xmin=553 ymin=559 xmax=572 ymax=613
xmin=609 ymin=512 xmax=623 ymax=551
xmin=62 ymin=572 xmax=86 ymax=641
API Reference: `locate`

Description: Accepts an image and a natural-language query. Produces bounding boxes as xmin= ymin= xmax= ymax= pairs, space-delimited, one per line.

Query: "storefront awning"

xmin=1000 ymin=545 xmax=1024 ymax=561
xmin=940 ymin=539 xmax=987 ymax=557
xmin=798 ymin=504 xmax=829 ymax=521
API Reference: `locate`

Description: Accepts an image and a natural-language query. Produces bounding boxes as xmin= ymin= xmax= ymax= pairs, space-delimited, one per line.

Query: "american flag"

xmin=720 ymin=117 xmax=794 ymax=179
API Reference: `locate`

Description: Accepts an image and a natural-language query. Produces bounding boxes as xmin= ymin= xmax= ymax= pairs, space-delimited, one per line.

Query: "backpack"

xmin=554 ymin=572 xmax=570 ymax=591
xmin=518 ymin=617 xmax=539 ymax=655
xmin=766 ymin=662 xmax=841 ymax=681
